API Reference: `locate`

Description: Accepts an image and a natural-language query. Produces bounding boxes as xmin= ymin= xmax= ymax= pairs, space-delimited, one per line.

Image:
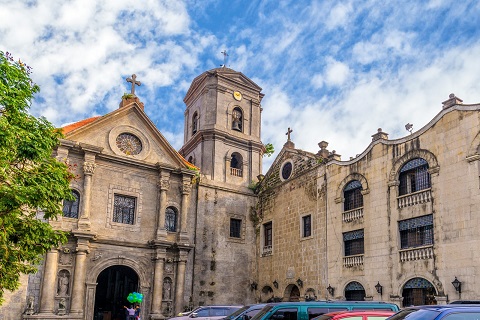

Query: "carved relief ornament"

xmin=83 ymin=161 xmax=96 ymax=175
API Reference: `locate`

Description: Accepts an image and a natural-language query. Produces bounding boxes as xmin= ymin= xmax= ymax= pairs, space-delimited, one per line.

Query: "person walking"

xmin=124 ymin=305 xmax=136 ymax=320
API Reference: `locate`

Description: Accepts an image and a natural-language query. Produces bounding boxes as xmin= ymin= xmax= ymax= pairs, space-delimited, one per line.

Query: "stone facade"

xmin=256 ymin=94 xmax=480 ymax=307
xmin=1 ymin=64 xmax=479 ymax=320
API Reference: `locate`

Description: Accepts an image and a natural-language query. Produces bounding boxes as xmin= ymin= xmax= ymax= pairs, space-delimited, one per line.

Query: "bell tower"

xmin=179 ymin=67 xmax=264 ymax=186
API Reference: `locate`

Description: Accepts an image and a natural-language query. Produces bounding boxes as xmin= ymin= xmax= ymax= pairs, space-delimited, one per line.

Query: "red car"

xmin=313 ymin=310 xmax=395 ymax=320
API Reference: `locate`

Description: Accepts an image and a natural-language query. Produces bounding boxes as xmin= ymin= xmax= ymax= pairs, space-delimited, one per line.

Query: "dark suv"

xmin=387 ymin=305 xmax=480 ymax=320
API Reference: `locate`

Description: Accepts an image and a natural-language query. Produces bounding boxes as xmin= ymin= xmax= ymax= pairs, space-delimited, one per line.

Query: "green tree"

xmin=0 ymin=51 xmax=73 ymax=304
xmin=263 ymin=142 xmax=275 ymax=157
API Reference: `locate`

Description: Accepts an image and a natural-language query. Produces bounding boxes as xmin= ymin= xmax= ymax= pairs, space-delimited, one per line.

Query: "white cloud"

xmin=326 ymin=2 xmax=353 ymax=30
xmin=324 ymin=59 xmax=351 ymax=87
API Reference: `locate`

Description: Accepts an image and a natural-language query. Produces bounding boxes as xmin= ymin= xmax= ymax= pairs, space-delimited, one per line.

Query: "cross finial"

xmin=286 ymin=127 xmax=293 ymax=141
xmin=221 ymin=50 xmax=229 ymax=67
xmin=126 ymin=74 xmax=141 ymax=95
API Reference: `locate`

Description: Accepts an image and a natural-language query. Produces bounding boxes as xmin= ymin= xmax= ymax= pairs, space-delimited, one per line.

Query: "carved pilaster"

xmin=83 ymin=161 xmax=96 ymax=175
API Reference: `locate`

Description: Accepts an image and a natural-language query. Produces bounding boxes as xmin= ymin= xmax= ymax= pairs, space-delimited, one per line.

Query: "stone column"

xmin=178 ymin=175 xmax=192 ymax=243
xmin=174 ymin=251 xmax=188 ymax=315
xmin=78 ymin=154 xmax=96 ymax=231
xmin=70 ymin=235 xmax=91 ymax=315
xmin=39 ymin=249 xmax=59 ymax=314
xmin=150 ymin=249 xmax=166 ymax=319
xmin=156 ymin=170 xmax=170 ymax=239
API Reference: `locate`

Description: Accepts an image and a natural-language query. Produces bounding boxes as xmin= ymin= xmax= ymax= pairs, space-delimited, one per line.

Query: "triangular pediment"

xmin=63 ymin=101 xmax=192 ymax=170
xmin=260 ymin=146 xmax=318 ymax=191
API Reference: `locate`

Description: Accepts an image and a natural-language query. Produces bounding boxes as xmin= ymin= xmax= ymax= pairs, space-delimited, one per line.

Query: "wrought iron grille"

xmin=165 ymin=207 xmax=177 ymax=232
xmin=230 ymin=218 xmax=242 ymax=238
xmin=399 ymin=215 xmax=433 ymax=248
xmin=399 ymin=158 xmax=431 ymax=195
xmin=344 ymin=180 xmax=363 ymax=211
xmin=344 ymin=229 xmax=364 ymax=256
xmin=113 ymin=194 xmax=135 ymax=225
xmin=302 ymin=215 xmax=311 ymax=237
xmin=264 ymin=222 xmax=273 ymax=246
xmin=62 ymin=190 xmax=80 ymax=218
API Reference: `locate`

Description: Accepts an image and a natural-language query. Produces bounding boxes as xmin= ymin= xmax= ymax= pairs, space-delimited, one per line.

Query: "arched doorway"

xmin=94 ymin=265 xmax=139 ymax=320
xmin=402 ymin=277 xmax=437 ymax=307
xmin=345 ymin=281 xmax=366 ymax=301
xmin=284 ymin=284 xmax=300 ymax=302
xmin=261 ymin=286 xmax=274 ymax=302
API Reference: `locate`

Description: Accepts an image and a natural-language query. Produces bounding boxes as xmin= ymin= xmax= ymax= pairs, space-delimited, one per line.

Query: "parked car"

xmin=251 ymin=301 xmax=400 ymax=320
xmin=387 ymin=305 xmax=480 ymax=320
xmin=223 ymin=304 xmax=267 ymax=320
xmin=313 ymin=310 xmax=395 ymax=320
xmin=170 ymin=306 xmax=243 ymax=320
xmin=449 ymin=300 xmax=480 ymax=304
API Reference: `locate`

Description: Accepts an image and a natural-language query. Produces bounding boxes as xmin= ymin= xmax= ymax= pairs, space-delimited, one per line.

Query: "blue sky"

xmin=1 ymin=0 xmax=480 ymax=171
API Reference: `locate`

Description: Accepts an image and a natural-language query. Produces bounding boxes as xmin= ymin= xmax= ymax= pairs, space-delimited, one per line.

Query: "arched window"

xmin=232 ymin=107 xmax=243 ymax=132
xmin=402 ymin=278 xmax=436 ymax=306
xmin=230 ymin=152 xmax=243 ymax=177
xmin=345 ymin=281 xmax=366 ymax=301
xmin=399 ymin=158 xmax=431 ymax=195
xmin=165 ymin=207 xmax=178 ymax=232
xmin=62 ymin=190 xmax=80 ymax=218
xmin=192 ymin=112 xmax=198 ymax=135
xmin=344 ymin=180 xmax=363 ymax=211
xmin=188 ymin=156 xmax=195 ymax=166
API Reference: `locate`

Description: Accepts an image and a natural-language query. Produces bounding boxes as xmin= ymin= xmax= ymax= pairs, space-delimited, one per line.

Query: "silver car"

xmin=170 ymin=306 xmax=243 ymax=320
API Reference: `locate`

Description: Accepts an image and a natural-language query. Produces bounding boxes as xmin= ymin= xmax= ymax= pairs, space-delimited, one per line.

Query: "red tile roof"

xmin=61 ymin=116 xmax=101 ymax=134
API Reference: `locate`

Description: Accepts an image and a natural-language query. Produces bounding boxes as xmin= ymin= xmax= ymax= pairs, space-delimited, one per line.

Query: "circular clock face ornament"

xmin=116 ymin=133 xmax=142 ymax=155
xmin=233 ymin=91 xmax=242 ymax=101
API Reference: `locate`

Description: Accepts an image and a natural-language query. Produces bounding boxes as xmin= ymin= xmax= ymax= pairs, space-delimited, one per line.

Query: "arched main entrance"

xmin=94 ymin=265 xmax=139 ymax=320
xmin=402 ymin=277 xmax=437 ymax=307
xmin=284 ymin=284 xmax=300 ymax=302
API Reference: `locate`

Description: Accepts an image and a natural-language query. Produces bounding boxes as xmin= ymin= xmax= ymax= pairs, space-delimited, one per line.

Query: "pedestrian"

xmin=135 ymin=304 xmax=141 ymax=320
xmin=124 ymin=305 xmax=136 ymax=320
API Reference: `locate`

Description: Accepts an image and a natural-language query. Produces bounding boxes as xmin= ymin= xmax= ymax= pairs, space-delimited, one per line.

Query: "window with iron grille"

xmin=264 ymin=222 xmax=273 ymax=246
xmin=343 ymin=180 xmax=363 ymax=211
xmin=302 ymin=215 xmax=311 ymax=238
xmin=230 ymin=218 xmax=242 ymax=238
xmin=165 ymin=207 xmax=178 ymax=232
xmin=62 ymin=190 xmax=80 ymax=219
xmin=399 ymin=214 xmax=433 ymax=249
xmin=343 ymin=229 xmax=364 ymax=256
xmin=399 ymin=158 xmax=431 ymax=196
xmin=113 ymin=194 xmax=136 ymax=224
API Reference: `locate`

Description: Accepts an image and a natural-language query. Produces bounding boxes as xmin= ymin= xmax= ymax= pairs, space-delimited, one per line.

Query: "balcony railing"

xmin=343 ymin=254 xmax=364 ymax=268
xmin=230 ymin=167 xmax=243 ymax=177
xmin=397 ymin=189 xmax=432 ymax=208
xmin=343 ymin=207 xmax=364 ymax=222
xmin=399 ymin=245 xmax=433 ymax=262
xmin=262 ymin=245 xmax=272 ymax=257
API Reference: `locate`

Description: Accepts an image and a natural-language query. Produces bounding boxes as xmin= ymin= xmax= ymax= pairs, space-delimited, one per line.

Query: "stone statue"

xmin=163 ymin=279 xmax=172 ymax=300
xmin=25 ymin=296 xmax=35 ymax=315
xmin=57 ymin=272 xmax=69 ymax=296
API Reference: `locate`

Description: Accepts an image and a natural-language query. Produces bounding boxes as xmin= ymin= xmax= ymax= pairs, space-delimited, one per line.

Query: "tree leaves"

xmin=0 ymin=51 xmax=71 ymax=304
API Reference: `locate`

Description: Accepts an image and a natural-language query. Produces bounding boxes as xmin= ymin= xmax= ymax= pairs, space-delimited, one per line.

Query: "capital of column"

xmin=83 ymin=161 xmax=96 ymax=175
xmin=388 ymin=180 xmax=399 ymax=188
xmin=159 ymin=171 xmax=171 ymax=191
xmin=182 ymin=176 xmax=192 ymax=195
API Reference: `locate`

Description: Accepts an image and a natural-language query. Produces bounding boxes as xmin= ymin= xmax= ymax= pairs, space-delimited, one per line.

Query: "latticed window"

xmin=343 ymin=229 xmax=364 ymax=256
xmin=345 ymin=281 xmax=366 ymax=301
xmin=399 ymin=158 xmax=431 ymax=196
xmin=63 ymin=190 xmax=80 ymax=218
xmin=399 ymin=214 xmax=433 ymax=249
xmin=302 ymin=215 xmax=311 ymax=237
xmin=165 ymin=207 xmax=178 ymax=232
xmin=264 ymin=222 xmax=273 ymax=247
xmin=230 ymin=218 xmax=242 ymax=238
xmin=113 ymin=194 xmax=136 ymax=224
xmin=344 ymin=180 xmax=363 ymax=211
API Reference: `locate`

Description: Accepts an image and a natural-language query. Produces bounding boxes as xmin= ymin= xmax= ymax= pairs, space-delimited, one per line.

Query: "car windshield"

xmin=388 ymin=309 xmax=440 ymax=320
xmin=251 ymin=305 xmax=275 ymax=320
xmin=225 ymin=306 xmax=251 ymax=320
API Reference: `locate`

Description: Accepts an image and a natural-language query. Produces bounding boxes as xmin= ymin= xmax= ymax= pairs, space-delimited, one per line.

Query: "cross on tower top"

xmin=221 ymin=50 xmax=229 ymax=67
xmin=126 ymin=74 xmax=141 ymax=95
xmin=286 ymin=127 xmax=293 ymax=141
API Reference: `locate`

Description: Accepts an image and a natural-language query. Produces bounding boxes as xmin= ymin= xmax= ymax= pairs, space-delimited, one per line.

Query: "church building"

xmin=1 ymin=66 xmax=480 ymax=320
